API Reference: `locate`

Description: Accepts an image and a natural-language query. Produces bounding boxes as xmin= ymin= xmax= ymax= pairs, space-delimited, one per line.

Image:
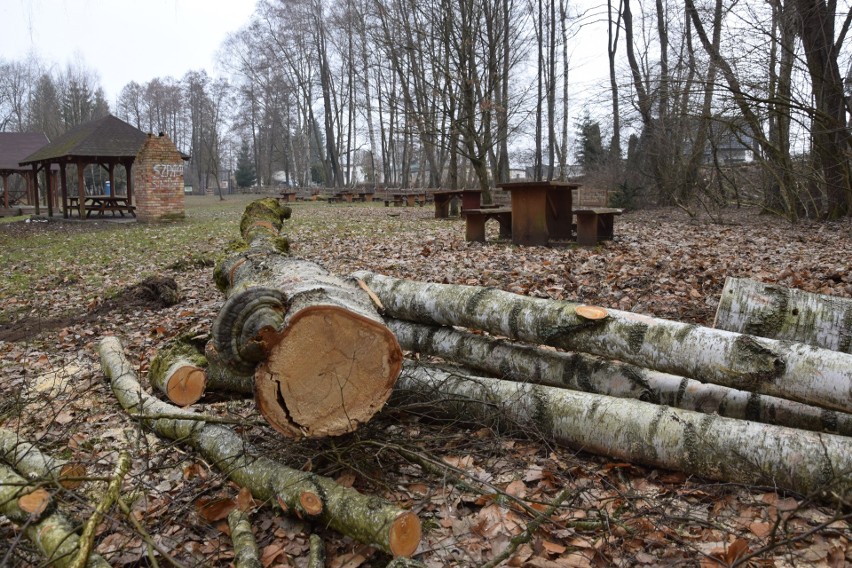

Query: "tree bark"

xmin=388 ymin=319 xmax=852 ymax=436
xmin=98 ymin=336 xmax=420 ymax=558
xmin=212 ymin=199 xmax=402 ymax=437
xmin=394 ymin=362 xmax=852 ymax=499
xmin=0 ymin=464 xmax=110 ymax=568
xmin=227 ymin=509 xmax=263 ymax=568
xmin=0 ymin=427 xmax=84 ymax=489
xmin=353 ymin=271 xmax=852 ymax=413
xmin=714 ymin=277 xmax=852 ymax=354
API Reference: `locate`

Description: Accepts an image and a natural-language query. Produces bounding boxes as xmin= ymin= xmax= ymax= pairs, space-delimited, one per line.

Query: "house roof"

xmin=0 ymin=133 xmax=51 ymax=172
xmin=18 ymin=115 xmax=149 ymax=165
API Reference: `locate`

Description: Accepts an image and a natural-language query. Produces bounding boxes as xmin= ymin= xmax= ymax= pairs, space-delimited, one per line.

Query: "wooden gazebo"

xmin=18 ymin=115 xmax=149 ymax=219
xmin=0 ymin=133 xmax=55 ymax=211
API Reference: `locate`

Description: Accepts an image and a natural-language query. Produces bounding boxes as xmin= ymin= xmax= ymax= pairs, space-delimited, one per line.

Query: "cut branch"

xmin=388 ymin=319 xmax=852 ymax=436
xmin=394 ymin=362 xmax=852 ymax=499
xmin=0 ymin=427 xmax=85 ymax=488
xmin=714 ymin=277 xmax=852 ymax=353
xmin=99 ymin=336 xmax=421 ymax=558
xmin=354 ymin=271 xmax=852 ymax=413
xmin=0 ymin=463 xmax=110 ymax=568
xmin=227 ymin=509 xmax=263 ymax=568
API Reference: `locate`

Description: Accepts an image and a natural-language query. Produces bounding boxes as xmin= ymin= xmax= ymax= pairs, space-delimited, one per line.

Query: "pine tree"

xmin=235 ymin=140 xmax=256 ymax=188
xmin=574 ymin=113 xmax=606 ymax=173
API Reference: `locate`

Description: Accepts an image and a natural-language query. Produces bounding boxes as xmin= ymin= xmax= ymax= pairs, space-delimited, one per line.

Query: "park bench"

xmin=85 ymin=203 xmax=137 ymax=218
xmin=464 ymin=207 xmax=512 ymax=242
xmin=573 ymin=207 xmax=622 ymax=246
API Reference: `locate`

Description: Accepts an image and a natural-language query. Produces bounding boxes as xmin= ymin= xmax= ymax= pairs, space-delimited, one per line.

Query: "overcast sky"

xmin=1 ymin=0 xmax=257 ymax=104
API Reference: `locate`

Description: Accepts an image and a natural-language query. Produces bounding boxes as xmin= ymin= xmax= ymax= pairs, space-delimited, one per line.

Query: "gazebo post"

xmin=31 ymin=164 xmax=39 ymax=215
xmin=60 ymin=162 xmax=68 ymax=219
xmin=107 ymin=162 xmax=115 ymax=197
xmin=125 ymin=160 xmax=133 ymax=205
xmin=77 ymin=161 xmax=85 ymax=218
xmin=2 ymin=173 xmax=8 ymax=208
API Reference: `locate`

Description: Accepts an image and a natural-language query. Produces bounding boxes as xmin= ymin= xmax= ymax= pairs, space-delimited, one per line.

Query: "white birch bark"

xmin=98 ymin=336 xmax=420 ymax=558
xmin=394 ymin=362 xmax=852 ymax=498
xmin=714 ymin=277 xmax=852 ymax=353
xmin=388 ymin=319 xmax=852 ymax=436
xmin=354 ymin=271 xmax=852 ymax=414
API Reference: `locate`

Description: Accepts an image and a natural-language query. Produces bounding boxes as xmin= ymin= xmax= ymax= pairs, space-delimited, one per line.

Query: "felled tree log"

xmin=0 ymin=427 xmax=85 ymax=488
xmin=388 ymin=319 xmax=852 ymax=436
xmin=149 ymin=336 xmax=254 ymax=406
xmin=395 ymin=362 xmax=852 ymax=499
xmin=212 ymin=198 xmax=403 ymax=437
xmin=354 ymin=271 xmax=852 ymax=414
xmin=0 ymin=463 xmax=110 ymax=568
xmin=99 ymin=336 xmax=420 ymax=558
xmin=714 ymin=277 xmax=852 ymax=354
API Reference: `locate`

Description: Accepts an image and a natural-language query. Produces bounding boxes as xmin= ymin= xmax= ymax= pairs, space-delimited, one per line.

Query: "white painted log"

xmin=394 ymin=362 xmax=852 ymax=498
xmin=714 ymin=277 xmax=852 ymax=353
xmin=354 ymin=271 xmax=852 ymax=414
xmin=388 ymin=319 xmax=852 ymax=436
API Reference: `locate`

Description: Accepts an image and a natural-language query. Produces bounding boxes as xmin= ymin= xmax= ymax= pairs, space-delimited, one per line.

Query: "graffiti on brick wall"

xmin=153 ymin=164 xmax=184 ymax=178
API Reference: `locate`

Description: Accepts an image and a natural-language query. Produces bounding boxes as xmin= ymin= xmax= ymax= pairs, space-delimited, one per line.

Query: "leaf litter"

xmin=0 ymin=196 xmax=850 ymax=567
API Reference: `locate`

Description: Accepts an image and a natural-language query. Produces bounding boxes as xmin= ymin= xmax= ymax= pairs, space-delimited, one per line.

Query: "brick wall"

xmin=132 ymin=133 xmax=186 ymax=222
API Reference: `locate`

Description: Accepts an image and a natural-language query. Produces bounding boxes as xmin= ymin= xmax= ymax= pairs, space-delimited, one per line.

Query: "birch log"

xmin=388 ymin=319 xmax=852 ymax=436
xmin=714 ymin=277 xmax=852 ymax=353
xmin=212 ymin=198 xmax=402 ymax=437
xmin=0 ymin=464 xmax=110 ymax=568
xmin=0 ymin=427 xmax=85 ymax=488
xmin=394 ymin=362 xmax=852 ymax=499
xmin=354 ymin=271 xmax=852 ymax=414
xmin=99 ymin=336 xmax=421 ymax=558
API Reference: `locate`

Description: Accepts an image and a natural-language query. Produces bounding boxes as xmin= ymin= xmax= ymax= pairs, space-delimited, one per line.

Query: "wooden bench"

xmin=85 ymin=204 xmax=137 ymax=218
xmin=573 ymin=207 xmax=622 ymax=246
xmin=465 ymin=208 xmax=512 ymax=242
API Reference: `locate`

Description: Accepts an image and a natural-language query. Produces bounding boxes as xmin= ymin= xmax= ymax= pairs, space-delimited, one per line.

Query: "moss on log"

xmin=714 ymin=277 xmax=852 ymax=353
xmin=354 ymin=271 xmax=852 ymax=414
xmin=388 ymin=319 xmax=852 ymax=436
xmin=394 ymin=362 xmax=852 ymax=500
xmin=99 ymin=336 xmax=421 ymax=557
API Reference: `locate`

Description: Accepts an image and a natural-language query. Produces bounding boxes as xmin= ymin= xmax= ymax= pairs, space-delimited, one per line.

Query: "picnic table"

xmin=498 ymin=181 xmax=578 ymax=246
xmin=69 ymin=195 xmax=136 ymax=218
xmin=432 ymin=189 xmax=485 ymax=218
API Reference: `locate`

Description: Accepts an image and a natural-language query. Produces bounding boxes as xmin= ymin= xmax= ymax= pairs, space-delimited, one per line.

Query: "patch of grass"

xmin=0 ymin=215 xmax=27 ymax=224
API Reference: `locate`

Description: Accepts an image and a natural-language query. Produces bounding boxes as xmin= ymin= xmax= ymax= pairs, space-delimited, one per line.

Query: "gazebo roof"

xmin=19 ymin=115 xmax=149 ymax=165
xmin=0 ymin=133 xmax=51 ymax=172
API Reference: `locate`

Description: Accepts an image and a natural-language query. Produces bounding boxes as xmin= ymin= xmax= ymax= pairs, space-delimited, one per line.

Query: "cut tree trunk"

xmin=714 ymin=277 xmax=852 ymax=354
xmin=354 ymin=271 xmax=852 ymax=414
xmin=394 ymin=362 xmax=852 ymax=499
xmin=0 ymin=463 xmax=110 ymax=568
xmin=99 ymin=336 xmax=421 ymax=558
xmin=212 ymin=198 xmax=403 ymax=437
xmin=388 ymin=319 xmax=852 ymax=436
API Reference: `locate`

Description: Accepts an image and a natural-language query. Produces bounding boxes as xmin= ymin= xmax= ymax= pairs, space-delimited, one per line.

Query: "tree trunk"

xmin=212 ymin=199 xmax=402 ymax=437
xmin=388 ymin=319 xmax=852 ymax=436
xmin=0 ymin=464 xmax=110 ymax=568
xmin=98 ymin=336 xmax=421 ymax=558
xmin=715 ymin=277 xmax=852 ymax=354
xmin=394 ymin=362 xmax=852 ymax=498
xmin=353 ymin=271 xmax=852 ymax=413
